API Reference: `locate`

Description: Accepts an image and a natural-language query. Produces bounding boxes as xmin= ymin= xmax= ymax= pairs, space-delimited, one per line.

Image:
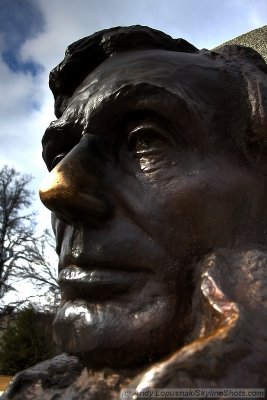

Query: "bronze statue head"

xmin=39 ymin=26 xmax=267 ymax=374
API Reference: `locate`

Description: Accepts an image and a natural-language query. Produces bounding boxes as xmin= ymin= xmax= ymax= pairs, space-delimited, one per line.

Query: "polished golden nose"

xmin=39 ymin=164 xmax=74 ymax=206
xmin=39 ymin=142 xmax=112 ymax=226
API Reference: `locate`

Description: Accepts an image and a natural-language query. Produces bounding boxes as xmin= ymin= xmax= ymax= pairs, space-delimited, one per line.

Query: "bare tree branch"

xmin=0 ymin=165 xmax=59 ymax=315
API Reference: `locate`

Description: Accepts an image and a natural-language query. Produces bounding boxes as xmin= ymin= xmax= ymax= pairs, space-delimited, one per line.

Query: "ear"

xmin=218 ymin=45 xmax=267 ymax=174
xmin=218 ymin=45 xmax=267 ymax=140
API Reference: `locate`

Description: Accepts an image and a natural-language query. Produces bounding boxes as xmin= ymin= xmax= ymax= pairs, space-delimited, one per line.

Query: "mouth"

xmin=59 ymin=265 xmax=148 ymax=301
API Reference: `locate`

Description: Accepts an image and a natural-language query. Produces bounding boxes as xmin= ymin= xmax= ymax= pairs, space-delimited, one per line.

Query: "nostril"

xmin=43 ymin=192 xmax=113 ymax=228
xmin=78 ymin=192 xmax=113 ymax=222
xmin=50 ymin=152 xmax=67 ymax=170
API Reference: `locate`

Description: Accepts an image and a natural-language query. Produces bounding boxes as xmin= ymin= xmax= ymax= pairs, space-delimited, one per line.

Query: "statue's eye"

xmin=128 ymin=125 xmax=169 ymax=154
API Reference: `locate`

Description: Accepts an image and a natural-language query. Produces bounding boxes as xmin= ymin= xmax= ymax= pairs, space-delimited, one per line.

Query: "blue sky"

xmin=0 ymin=0 xmax=44 ymax=74
xmin=0 ymin=0 xmax=266 ymax=233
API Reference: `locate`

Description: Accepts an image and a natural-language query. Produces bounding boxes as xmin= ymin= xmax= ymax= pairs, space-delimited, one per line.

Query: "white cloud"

xmin=248 ymin=8 xmax=267 ymax=29
xmin=0 ymin=52 xmax=54 ymax=232
xmin=20 ymin=0 xmax=267 ymax=68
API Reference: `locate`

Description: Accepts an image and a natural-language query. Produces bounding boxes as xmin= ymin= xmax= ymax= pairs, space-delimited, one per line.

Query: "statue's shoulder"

xmin=1 ymin=354 xmax=126 ymax=399
xmin=1 ymin=353 xmax=84 ymax=400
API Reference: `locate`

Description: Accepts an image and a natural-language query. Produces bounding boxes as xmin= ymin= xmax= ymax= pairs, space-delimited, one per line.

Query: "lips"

xmin=59 ymin=265 xmax=147 ymax=301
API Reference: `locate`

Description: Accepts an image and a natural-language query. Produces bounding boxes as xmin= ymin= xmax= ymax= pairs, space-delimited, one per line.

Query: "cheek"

xmin=111 ymin=155 xmax=260 ymax=259
xmin=141 ymin=164 xmax=256 ymax=254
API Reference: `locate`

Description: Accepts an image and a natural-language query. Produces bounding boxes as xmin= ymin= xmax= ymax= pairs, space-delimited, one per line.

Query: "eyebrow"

xmin=42 ymin=82 xmax=197 ymax=169
xmin=78 ymin=81 xmax=194 ymax=132
xmin=99 ymin=82 xmax=190 ymax=111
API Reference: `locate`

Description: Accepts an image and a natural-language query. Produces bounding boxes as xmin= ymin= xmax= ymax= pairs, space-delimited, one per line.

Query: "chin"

xmin=53 ymin=295 xmax=188 ymax=368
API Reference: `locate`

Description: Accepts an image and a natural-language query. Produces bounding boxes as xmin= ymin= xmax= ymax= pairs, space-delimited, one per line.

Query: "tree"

xmin=19 ymin=229 xmax=60 ymax=313
xmin=0 ymin=305 xmax=57 ymax=374
xmin=0 ymin=165 xmax=59 ymax=314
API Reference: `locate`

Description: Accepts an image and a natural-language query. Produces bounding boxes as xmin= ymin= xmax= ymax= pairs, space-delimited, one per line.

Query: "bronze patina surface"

xmin=2 ymin=26 xmax=267 ymax=399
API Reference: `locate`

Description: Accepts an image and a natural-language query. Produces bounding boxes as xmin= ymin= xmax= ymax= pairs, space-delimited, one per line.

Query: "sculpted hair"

xmin=49 ymin=25 xmax=198 ymax=118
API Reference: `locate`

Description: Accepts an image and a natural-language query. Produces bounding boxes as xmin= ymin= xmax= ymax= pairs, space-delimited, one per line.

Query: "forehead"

xmin=43 ymin=49 xmax=243 ymax=166
xmin=70 ymin=49 xmax=230 ymax=116
xmin=54 ymin=49 xmax=240 ymax=135
xmin=78 ymin=49 xmax=220 ymax=91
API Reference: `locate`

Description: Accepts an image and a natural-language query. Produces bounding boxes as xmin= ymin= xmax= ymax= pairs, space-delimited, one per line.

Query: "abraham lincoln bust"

xmin=2 ymin=26 xmax=267 ymax=399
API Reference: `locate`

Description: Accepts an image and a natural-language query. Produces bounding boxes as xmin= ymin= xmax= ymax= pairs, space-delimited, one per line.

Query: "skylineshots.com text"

xmin=120 ymin=388 xmax=265 ymax=399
